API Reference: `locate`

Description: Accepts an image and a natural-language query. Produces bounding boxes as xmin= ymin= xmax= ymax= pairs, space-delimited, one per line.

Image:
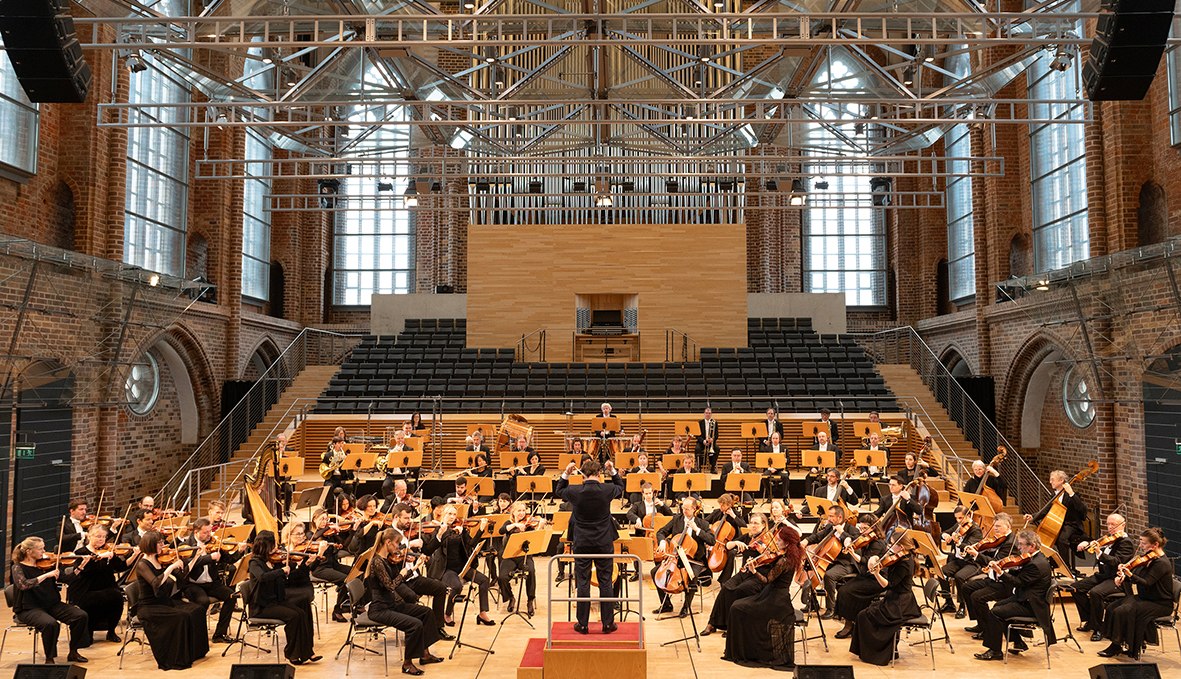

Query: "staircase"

xmin=200 ymin=365 xmax=339 ymax=509
xmin=876 ymin=364 xmax=1023 ymax=518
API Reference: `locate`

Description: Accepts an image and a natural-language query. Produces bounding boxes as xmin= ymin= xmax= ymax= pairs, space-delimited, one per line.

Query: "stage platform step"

xmin=544 ymin=622 xmax=647 ymax=678
xmin=517 ymin=637 xmax=545 ymax=679
xmin=549 ymin=621 xmax=643 ymax=647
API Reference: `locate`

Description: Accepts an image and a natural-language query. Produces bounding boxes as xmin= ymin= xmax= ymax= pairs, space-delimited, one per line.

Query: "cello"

xmin=1034 ymin=460 xmax=1099 ymax=548
xmin=706 ymin=496 xmax=739 ymax=573
xmin=977 ymin=446 xmax=1009 ymax=514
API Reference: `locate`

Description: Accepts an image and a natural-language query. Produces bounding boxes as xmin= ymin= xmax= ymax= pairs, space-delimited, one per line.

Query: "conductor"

xmin=556 ymin=458 xmax=624 ymax=634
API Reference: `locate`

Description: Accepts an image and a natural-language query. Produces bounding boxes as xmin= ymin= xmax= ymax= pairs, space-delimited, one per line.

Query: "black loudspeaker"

xmin=1089 ymin=662 xmax=1163 ymax=679
xmin=0 ymin=0 xmax=92 ymax=103
xmin=229 ymin=664 xmax=296 ymax=679
xmin=13 ymin=663 xmax=87 ymax=679
xmin=1083 ymin=0 xmax=1175 ymax=101
xmin=793 ymin=666 xmax=855 ymax=679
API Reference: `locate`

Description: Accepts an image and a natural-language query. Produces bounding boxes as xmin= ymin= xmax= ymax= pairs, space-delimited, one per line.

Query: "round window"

xmin=1062 ymin=365 xmax=1095 ymax=428
xmin=125 ymin=353 xmax=160 ymax=415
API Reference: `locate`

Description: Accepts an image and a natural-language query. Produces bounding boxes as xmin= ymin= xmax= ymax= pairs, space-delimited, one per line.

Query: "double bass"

xmin=1035 ymin=460 xmax=1099 ymax=548
xmin=977 ymin=446 xmax=1009 ymax=514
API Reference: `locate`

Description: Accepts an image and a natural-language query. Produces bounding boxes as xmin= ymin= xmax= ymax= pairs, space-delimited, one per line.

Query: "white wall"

xmin=371 ymin=293 xmax=468 ymax=336
xmin=747 ymin=293 xmax=847 ymax=334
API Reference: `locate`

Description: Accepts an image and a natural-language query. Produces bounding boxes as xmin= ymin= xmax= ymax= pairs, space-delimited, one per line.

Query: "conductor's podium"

xmin=518 ymin=622 xmax=647 ymax=679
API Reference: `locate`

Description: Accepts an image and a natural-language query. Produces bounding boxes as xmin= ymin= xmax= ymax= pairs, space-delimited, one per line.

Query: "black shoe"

xmin=834 ymin=623 xmax=854 ymax=640
xmin=940 ymin=601 xmax=957 ymax=614
xmin=527 ymin=599 xmax=536 ymax=617
xmin=653 ymin=603 xmax=673 ymax=615
xmin=1091 ymin=631 xmax=1104 ymax=643
xmin=506 ymin=597 xmax=516 ymax=613
xmin=677 ymin=607 xmax=690 ymax=619
xmin=955 ymin=607 xmax=966 ymax=620
xmin=291 ymin=659 xmax=306 ymax=666
xmin=402 ymin=662 xmax=424 ymax=675
xmin=821 ymin=609 xmax=836 ymax=620
xmin=476 ymin=615 xmax=496 ymax=626
xmin=66 ymin=652 xmax=88 ymax=663
xmin=212 ymin=634 xmax=233 ymax=644
xmin=602 ymin=623 xmax=618 ymax=634
xmin=974 ymin=650 xmax=1003 ymax=661
xmin=628 ymin=572 xmax=639 ymax=582
xmin=970 ymin=632 xmax=984 ymax=640
xmin=307 ymin=655 xmax=323 ymax=663
xmin=1077 ymin=624 xmax=1093 ymax=632
xmin=555 ymin=573 xmax=567 ymax=584
xmin=1009 ymin=640 xmax=1028 ymax=654
xmin=106 ymin=632 xmax=122 ymax=643
xmin=332 ymin=611 xmax=347 ymax=623
xmin=701 ymin=625 xmax=716 ymax=636
xmin=437 ymin=629 xmax=455 ymax=641
xmin=964 ymin=625 xmax=981 ymax=634
xmin=444 ymin=617 xmax=456 ymax=627
xmin=573 ymin=622 xmax=589 ymax=635
xmin=1098 ymin=644 xmax=1123 ymax=658
xmin=420 ymin=653 xmax=444 ymax=665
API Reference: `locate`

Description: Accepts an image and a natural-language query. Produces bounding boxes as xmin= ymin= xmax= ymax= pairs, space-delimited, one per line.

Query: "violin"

xmin=1118 ymin=547 xmax=1166 ymax=576
xmin=268 ymin=548 xmax=316 ymax=564
xmin=744 ymin=529 xmax=783 ymax=573
xmin=90 ymin=544 xmax=136 ymax=559
xmin=967 ymin=529 xmax=1011 ymax=554
xmin=157 ymin=545 xmax=199 ymax=564
xmin=845 ymin=527 xmax=877 ymax=555
xmin=205 ymin=537 xmax=246 ymax=553
xmin=1085 ymin=532 xmax=1127 ymax=554
xmin=35 ymin=553 xmax=86 ymax=568
xmin=873 ymin=547 xmax=912 ymax=571
xmin=986 ymin=551 xmax=1033 ymax=576
xmin=80 ymin=514 xmax=117 ymax=529
xmin=295 ymin=539 xmax=341 ymax=553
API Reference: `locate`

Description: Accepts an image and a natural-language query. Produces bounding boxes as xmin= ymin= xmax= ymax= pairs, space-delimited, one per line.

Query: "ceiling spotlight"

xmin=376 ymin=181 xmax=394 ymax=192
xmin=464 ymin=0 xmax=475 ymax=7
xmin=262 ymin=57 xmax=273 ymax=65
xmin=485 ymin=56 xmax=496 ymax=64
xmin=699 ymin=55 xmax=710 ymax=63
xmin=1049 ymin=46 xmax=1073 ymax=72
xmin=1035 ymin=279 xmax=1050 ymax=291
xmin=788 ymin=178 xmax=807 ymax=206
xmin=404 ymin=185 xmax=419 ymax=207
xmin=814 ymin=180 xmax=829 ymax=190
xmin=870 ymin=176 xmax=893 ymax=207
xmin=125 ymin=53 xmax=147 ymax=73
xmin=147 ymin=273 xmax=160 ymax=287
xmin=713 ymin=0 xmax=724 ymax=7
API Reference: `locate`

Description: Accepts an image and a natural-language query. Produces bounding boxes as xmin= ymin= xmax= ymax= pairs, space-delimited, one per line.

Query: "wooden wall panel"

xmin=466 ymin=224 xmax=748 ymax=361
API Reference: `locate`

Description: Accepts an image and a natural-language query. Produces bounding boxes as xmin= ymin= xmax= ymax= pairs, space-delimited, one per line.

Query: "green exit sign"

xmin=1176 ymin=440 xmax=1181 ymax=455
xmin=14 ymin=444 xmax=35 ymax=460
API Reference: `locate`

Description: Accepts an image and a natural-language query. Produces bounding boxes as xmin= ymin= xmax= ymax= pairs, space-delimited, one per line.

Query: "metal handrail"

xmin=852 ymin=326 xmax=1050 ymax=511
xmin=664 ymin=328 xmax=699 ymax=362
xmin=546 ymin=553 xmax=643 ymax=648
xmin=156 ymin=327 xmax=362 ymax=509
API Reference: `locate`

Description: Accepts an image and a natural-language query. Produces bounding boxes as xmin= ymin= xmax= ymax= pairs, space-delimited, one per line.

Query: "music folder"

xmin=740 ymin=422 xmax=765 ymax=438
xmin=594 ymin=416 xmax=621 ymax=433
xmin=755 ymin=452 xmax=787 ymax=470
xmin=854 ymin=421 xmax=883 ymax=439
xmin=388 ymin=449 xmax=423 ymax=469
xmin=465 ymin=475 xmax=495 ymax=497
xmin=673 ymin=420 xmax=701 ymax=438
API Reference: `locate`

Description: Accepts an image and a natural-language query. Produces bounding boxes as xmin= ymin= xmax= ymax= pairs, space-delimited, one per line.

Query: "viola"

xmin=1085 ymin=532 xmax=1126 ymax=554
xmin=206 ymin=537 xmax=245 ymax=553
xmin=295 ymin=539 xmax=341 ymax=553
xmin=157 ymin=545 xmax=199 ymax=564
xmin=845 ymin=527 xmax=877 ymax=555
xmin=986 ymin=551 xmax=1033 ymax=576
xmin=80 ymin=514 xmax=116 ymax=529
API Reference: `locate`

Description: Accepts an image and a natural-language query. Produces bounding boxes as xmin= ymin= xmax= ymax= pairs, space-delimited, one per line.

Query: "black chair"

xmin=1 ymin=584 xmax=41 ymax=663
xmin=1002 ymin=582 xmax=1082 ymax=668
xmin=229 ymin=579 xmax=284 ymax=662
xmin=337 ymin=578 xmax=391 ymax=676
xmin=115 ymin=580 xmax=149 ymax=668
xmin=1148 ymin=576 xmax=1181 ymax=656
xmin=892 ymin=577 xmax=944 ymax=669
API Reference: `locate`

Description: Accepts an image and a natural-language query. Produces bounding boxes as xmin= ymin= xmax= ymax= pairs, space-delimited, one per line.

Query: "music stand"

xmin=465 ymin=476 xmax=495 ymax=498
xmin=741 ymin=422 xmax=765 ymax=454
xmin=801 ymin=421 xmax=830 ymax=439
xmin=905 ymin=529 xmax=948 ymax=571
xmin=625 ymin=472 xmax=661 ymax=494
xmin=853 ymin=421 xmax=883 ymax=440
xmin=499 ymin=451 xmax=527 ymax=471
xmin=671 ymin=473 xmax=709 ymax=498
xmin=345 ymin=452 xmax=376 ymax=473
xmin=450 ymin=537 xmax=494 ymax=658
xmin=557 ymin=453 xmax=583 ymax=471
xmin=278 ymin=456 xmax=305 ymax=478
xmin=725 ymin=472 xmax=762 ymax=503
xmin=800 ymin=450 xmax=837 ymax=470
xmin=467 ymin=513 xmax=509 ymax=539
xmin=343 ymin=442 xmax=366 ymax=457
xmin=454 ymin=451 xmax=479 ymax=470
xmin=294 ymin=486 xmax=328 ymax=523
xmin=806 ymin=495 xmax=836 ymax=519
xmin=755 ymin=452 xmax=788 ymax=505
xmin=500 ymin=528 xmax=554 ymax=627
xmin=593 ymin=416 xmax=621 ymax=435
xmin=957 ymin=491 xmax=996 ymax=532
xmin=386 ymin=449 xmax=423 ymax=474
xmin=661 ymin=453 xmax=688 ymax=471
xmin=617 ymin=451 xmax=640 ymax=471
xmin=565 ymin=475 xmax=586 ymax=486
xmin=673 ymin=420 xmax=701 ymax=439
xmin=516 ymin=475 xmax=551 ymax=507
xmin=853 ymin=450 xmax=888 ymax=487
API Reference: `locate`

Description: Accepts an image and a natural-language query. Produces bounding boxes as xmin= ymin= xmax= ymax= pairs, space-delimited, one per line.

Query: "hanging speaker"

xmin=1088 ymin=662 xmax=1162 ymax=679
xmin=0 ymin=0 xmax=92 ymax=103
xmin=1083 ymin=0 xmax=1175 ymax=101
xmin=229 ymin=664 xmax=296 ymax=679
xmin=13 ymin=664 xmax=87 ymax=679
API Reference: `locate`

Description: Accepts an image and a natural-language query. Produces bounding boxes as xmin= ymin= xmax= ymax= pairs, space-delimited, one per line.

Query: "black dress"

xmin=68 ymin=547 xmax=130 ymax=641
xmin=133 ymin=558 xmax=210 ymax=670
xmin=247 ymin=556 xmax=316 ymax=663
xmin=849 ymin=555 xmax=920 ymax=666
xmin=1103 ymin=557 xmax=1174 ymax=653
xmin=706 ymin=548 xmax=770 ymax=631
xmin=723 ymin=553 xmax=797 ymax=667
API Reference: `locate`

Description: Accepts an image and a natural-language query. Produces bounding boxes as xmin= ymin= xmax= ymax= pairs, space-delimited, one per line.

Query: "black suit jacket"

xmin=696 ymin=419 xmax=718 ymax=452
xmin=875 ymin=493 xmax=917 ymax=519
xmin=997 ymin=552 xmax=1055 ymax=644
xmin=763 ymin=419 xmax=784 ymax=441
xmin=556 ymin=474 xmax=624 ymax=549
xmin=810 ymin=481 xmax=860 ymax=506
xmin=625 ymin=500 xmax=673 ymax=526
xmin=655 ymin=514 xmax=716 ymax=549
xmin=1092 ymin=535 xmax=1137 ymax=580
xmin=719 ymin=461 xmax=753 ymax=487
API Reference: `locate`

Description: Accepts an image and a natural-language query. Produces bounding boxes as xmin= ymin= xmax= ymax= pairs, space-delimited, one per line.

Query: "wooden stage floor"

xmin=3 ymin=557 xmax=1178 ymax=679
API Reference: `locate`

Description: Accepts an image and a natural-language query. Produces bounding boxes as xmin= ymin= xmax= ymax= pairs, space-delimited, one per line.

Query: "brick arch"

xmin=999 ymin=332 xmax=1073 ymax=443
xmin=141 ymin=323 xmax=219 ymax=438
xmin=938 ymin=343 xmax=975 ymax=377
xmin=242 ymin=336 xmax=282 ymax=380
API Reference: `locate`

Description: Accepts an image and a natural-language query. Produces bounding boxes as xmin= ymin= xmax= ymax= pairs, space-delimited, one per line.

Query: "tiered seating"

xmin=317 ymin=318 xmax=896 ymax=414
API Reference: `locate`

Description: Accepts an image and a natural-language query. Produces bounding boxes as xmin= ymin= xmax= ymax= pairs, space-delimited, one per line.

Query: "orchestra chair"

xmin=310 ymin=574 xmax=337 ymax=625
xmin=1 ymin=585 xmax=41 ymax=663
xmin=1147 ymin=577 xmax=1181 ymax=656
xmin=892 ymin=577 xmax=944 ymax=669
xmin=116 ymin=581 xmax=148 ymax=668
xmin=793 ymin=574 xmax=829 ymax=663
xmin=1002 ymin=582 xmax=1081 ymax=668
xmin=231 ymin=579 xmax=284 ymax=663
xmin=337 ymin=577 xmax=393 ymax=676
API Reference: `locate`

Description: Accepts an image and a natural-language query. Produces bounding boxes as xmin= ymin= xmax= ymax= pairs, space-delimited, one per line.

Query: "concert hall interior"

xmin=2 ymin=2 xmax=1181 ymax=679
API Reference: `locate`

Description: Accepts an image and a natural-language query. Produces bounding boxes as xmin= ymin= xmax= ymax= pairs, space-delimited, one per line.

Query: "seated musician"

xmin=665 ymin=436 xmax=688 ymax=459
xmin=1098 ymin=527 xmax=1173 ymax=661
xmin=848 ymin=535 xmax=921 ymax=666
xmin=181 ymin=518 xmax=242 ymax=642
xmin=834 ymin=513 xmax=888 ymax=638
xmin=465 ymin=431 xmax=490 ymax=453
xmin=128 ymin=508 xmax=157 ymax=546
xmin=626 ymin=482 xmax=673 ymax=532
xmin=1026 ymin=469 xmax=1088 ymax=575
xmin=390 ymin=504 xmax=455 ymax=642
xmin=696 ymin=406 xmax=720 ymax=473
xmin=804 ymin=430 xmax=841 ymax=488
xmin=347 ymin=494 xmax=387 ymax=557
xmin=594 ymin=402 xmax=624 ymax=438
xmin=206 ymin=499 xmax=231 ymax=532
xmin=497 ymin=501 xmax=547 ymax=617
xmin=364 ymin=527 xmax=445 ymax=676
xmin=10 ymin=536 xmax=90 ymax=664
xmin=897 ymin=451 xmax=933 ymax=484
xmin=802 ymin=504 xmax=860 ymax=619
xmin=973 ymin=529 xmax=1054 ymax=661
xmin=625 ymin=452 xmax=661 ymax=506
xmin=510 ymin=451 xmax=546 ymax=501
xmin=381 ymin=430 xmax=412 ymax=499
xmin=704 ymin=493 xmax=747 ymax=584
xmin=702 ymin=511 xmax=773 ymax=636
xmin=651 ymin=497 xmax=715 ymax=618
xmin=1074 ymin=513 xmax=1135 ymax=641
xmin=382 ymin=479 xmax=415 ymax=514
xmin=321 ymin=436 xmax=355 ymax=495
xmin=69 ymin=524 xmax=131 ymax=646
xmin=761 ymin=407 xmax=784 ymax=448
xmin=960 ymin=512 xmax=1016 ymax=627
xmin=469 ymin=451 xmax=494 ymax=478
xmin=862 ymin=432 xmax=887 ymax=477
xmin=62 ymin=498 xmax=89 ymax=554
xmin=445 ymin=477 xmax=483 ymax=516
xmin=719 ymin=449 xmax=754 ymax=503
xmin=511 ymin=435 xmax=533 ymax=454
xmin=410 ymin=412 xmax=427 ymax=432
xmin=280 ymin=521 xmax=333 ymax=622
xmin=433 ymin=505 xmax=495 ymax=627
xmin=758 ymin=431 xmax=790 ymax=500
xmin=309 ymin=508 xmax=352 ymax=622
xmin=402 ymin=421 xmax=418 ymax=439
xmin=811 ymin=468 xmax=860 ymax=507
xmin=938 ymin=504 xmax=983 ymax=616
xmin=623 ymin=433 xmax=645 ymax=454
xmin=767 ymin=498 xmax=802 ymax=532
xmin=967 ymin=458 xmax=1004 ymax=498
xmin=671 ymin=453 xmax=704 ymax=501
xmin=873 ymin=475 xmax=917 ymax=530
xmin=815 ymin=408 xmax=840 ymax=446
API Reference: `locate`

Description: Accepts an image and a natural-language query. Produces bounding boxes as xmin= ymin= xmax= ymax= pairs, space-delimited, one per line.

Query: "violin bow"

xmin=55 ymin=515 xmax=67 ymax=565
xmin=93 ymin=489 xmax=106 ymax=526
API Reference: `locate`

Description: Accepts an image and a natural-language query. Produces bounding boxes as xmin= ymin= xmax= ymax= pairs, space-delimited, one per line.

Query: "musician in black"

xmin=897 ymin=451 xmax=934 ymax=484
xmin=390 ymin=504 xmax=455 ymax=642
xmin=444 ymin=477 xmax=482 ymax=516
xmin=1026 ymin=469 xmax=1088 ymax=574
xmin=1098 ymin=527 xmax=1174 ymax=661
xmin=1074 ymin=513 xmax=1136 ymax=641
xmin=702 ymin=512 xmax=773 ymax=636
xmin=761 ymin=407 xmax=783 ymax=447
xmin=321 ymin=436 xmax=355 ymax=495
xmin=937 ymin=505 xmax=983 ymax=615
xmin=69 ymin=525 xmax=131 ymax=645
xmin=556 ymin=458 xmax=625 ymax=633
xmin=758 ymin=431 xmax=790 ymax=500
xmin=803 ymin=504 xmax=860 ymax=619
xmin=811 ymin=468 xmax=860 ymax=506
xmin=833 ymin=513 xmax=887 ymax=638
xmin=625 ymin=452 xmax=662 ymax=506
xmin=696 ymin=407 xmax=720 ymax=473
xmin=703 ymin=494 xmax=747 ymax=584
xmin=815 ymin=408 xmax=839 ymax=445
xmin=973 ymin=530 xmax=1054 ymax=661
xmin=651 ymin=497 xmax=715 ymax=618
xmin=719 ymin=449 xmax=755 ymax=504
xmin=180 ymin=518 xmax=241 ymax=642
xmin=803 ymin=430 xmax=842 ymax=490
xmin=960 ymin=513 xmax=1017 ymax=626
xmin=873 ymin=475 xmax=918 ymax=532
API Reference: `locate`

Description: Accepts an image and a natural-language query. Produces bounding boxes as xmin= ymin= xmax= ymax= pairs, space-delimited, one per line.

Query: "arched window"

xmin=0 ymin=45 xmax=38 ymax=176
xmin=945 ymin=50 xmax=974 ymax=302
xmin=332 ymin=97 xmax=415 ymax=305
xmin=801 ymin=53 xmax=886 ymax=307
xmin=242 ymin=44 xmax=273 ymax=301
xmin=124 ymin=51 xmax=191 ymax=276
xmin=1027 ymin=0 xmax=1088 ymax=272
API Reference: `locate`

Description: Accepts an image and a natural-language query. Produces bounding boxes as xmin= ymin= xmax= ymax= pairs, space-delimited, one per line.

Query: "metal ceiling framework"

xmin=63 ymin=0 xmax=1127 ymax=215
